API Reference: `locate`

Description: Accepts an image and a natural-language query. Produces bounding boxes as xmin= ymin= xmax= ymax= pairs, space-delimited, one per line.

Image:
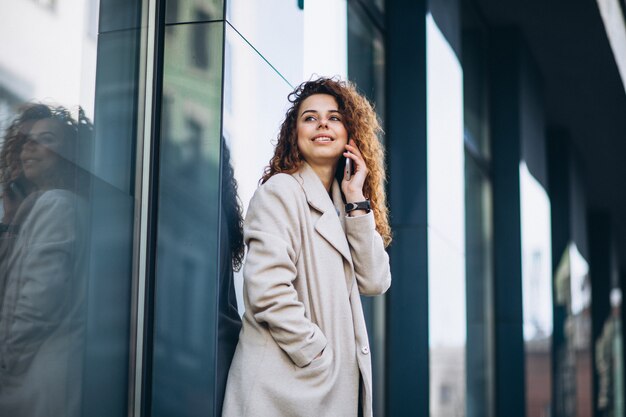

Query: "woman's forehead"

xmin=299 ymin=94 xmax=340 ymax=113
xmin=28 ymin=118 xmax=65 ymax=136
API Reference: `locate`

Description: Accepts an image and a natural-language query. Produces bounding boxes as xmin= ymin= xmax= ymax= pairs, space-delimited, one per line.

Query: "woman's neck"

xmin=307 ymin=162 xmax=337 ymax=192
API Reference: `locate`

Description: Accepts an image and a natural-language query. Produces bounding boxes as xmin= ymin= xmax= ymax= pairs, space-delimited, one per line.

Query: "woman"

xmin=222 ymin=78 xmax=392 ymax=417
xmin=0 ymin=104 xmax=90 ymax=417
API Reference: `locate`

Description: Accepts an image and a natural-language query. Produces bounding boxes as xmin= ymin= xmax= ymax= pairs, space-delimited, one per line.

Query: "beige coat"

xmin=222 ymin=162 xmax=391 ymax=417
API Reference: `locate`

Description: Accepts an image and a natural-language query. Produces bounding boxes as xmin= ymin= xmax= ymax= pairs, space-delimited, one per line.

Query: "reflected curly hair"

xmin=0 ymin=103 xmax=92 ymax=197
xmin=261 ymin=77 xmax=391 ymax=247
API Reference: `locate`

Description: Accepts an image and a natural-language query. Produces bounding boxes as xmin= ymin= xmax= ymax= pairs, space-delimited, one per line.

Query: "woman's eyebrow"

xmin=27 ymin=130 xmax=58 ymax=139
xmin=300 ymin=109 xmax=340 ymax=116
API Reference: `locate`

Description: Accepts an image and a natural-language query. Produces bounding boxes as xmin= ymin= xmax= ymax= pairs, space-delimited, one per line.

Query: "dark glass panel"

xmin=151 ymin=21 xmax=224 ymax=417
xmin=462 ymin=11 xmax=490 ymax=159
xmin=0 ymin=1 xmax=142 ymax=415
xmin=347 ymin=3 xmax=387 ymax=416
xmin=83 ymin=26 xmax=142 ymax=417
xmin=165 ymin=0 xmax=223 ymax=24
xmin=462 ymin=7 xmax=495 ymax=416
xmin=348 ymin=1 xmax=386 ymax=130
xmin=464 ymin=152 xmax=494 ymax=417
xmin=99 ymin=0 xmax=142 ymax=33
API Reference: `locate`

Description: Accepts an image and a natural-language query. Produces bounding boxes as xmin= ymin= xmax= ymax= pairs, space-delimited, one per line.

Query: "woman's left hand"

xmin=341 ymin=139 xmax=368 ymax=202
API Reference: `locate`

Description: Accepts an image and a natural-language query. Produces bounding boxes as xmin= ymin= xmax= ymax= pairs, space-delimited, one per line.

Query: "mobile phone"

xmin=345 ymin=157 xmax=352 ymax=180
xmin=9 ymin=180 xmax=27 ymax=200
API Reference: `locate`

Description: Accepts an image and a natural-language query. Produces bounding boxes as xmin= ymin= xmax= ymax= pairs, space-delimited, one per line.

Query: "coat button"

xmin=361 ymin=346 xmax=369 ymax=355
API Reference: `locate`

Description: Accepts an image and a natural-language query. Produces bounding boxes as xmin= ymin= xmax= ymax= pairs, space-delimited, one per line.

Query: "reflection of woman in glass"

xmin=0 ymin=104 xmax=90 ymax=417
xmin=223 ymin=78 xmax=392 ymax=417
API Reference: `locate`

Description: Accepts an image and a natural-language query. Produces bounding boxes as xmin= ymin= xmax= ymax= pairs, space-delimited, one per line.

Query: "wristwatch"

xmin=345 ymin=200 xmax=371 ymax=214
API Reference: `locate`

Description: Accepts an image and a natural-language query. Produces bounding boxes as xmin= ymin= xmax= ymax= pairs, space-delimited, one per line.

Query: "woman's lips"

xmin=21 ymin=158 xmax=40 ymax=166
xmin=312 ymin=135 xmax=334 ymax=142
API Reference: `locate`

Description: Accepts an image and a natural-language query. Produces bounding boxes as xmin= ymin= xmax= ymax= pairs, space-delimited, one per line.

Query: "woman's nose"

xmin=318 ymin=119 xmax=329 ymax=129
xmin=23 ymin=138 xmax=37 ymax=149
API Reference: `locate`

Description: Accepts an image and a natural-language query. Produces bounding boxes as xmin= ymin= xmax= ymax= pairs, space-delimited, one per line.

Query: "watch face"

xmin=345 ymin=201 xmax=370 ymax=213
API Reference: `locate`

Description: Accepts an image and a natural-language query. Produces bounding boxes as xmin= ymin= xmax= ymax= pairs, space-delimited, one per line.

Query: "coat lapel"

xmin=292 ymin=163 xmax=353 ymax=265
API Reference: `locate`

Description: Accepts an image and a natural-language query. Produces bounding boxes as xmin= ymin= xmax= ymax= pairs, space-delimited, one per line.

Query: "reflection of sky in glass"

xmin=426 ymin=13 xmax=466 ymax=348
xmin=0 ymin=1 xmax=97 ymax=120
xmin=226 ymin=0 xmax=304 ymax=85
xmin=569 ymin=242 xmax=590 ymax=315
xmin=303 ymin=0 xmax=347 ymax=80
xmin=226 ymin=0 xmax=347 ymax=86
xmin=427 ymin=13 xmax=466 ymax=415
xmin=520 ymin=161 xmax=553 ymax=341
xmin=225 ymin=4 xmax=347 ymax=314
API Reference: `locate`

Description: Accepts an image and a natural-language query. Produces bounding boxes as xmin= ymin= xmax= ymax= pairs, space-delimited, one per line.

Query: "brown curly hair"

xmin=261 ymin=77 xmax=392 ymax=247
xmin=0 ymin=103 xmax=92 ymax=198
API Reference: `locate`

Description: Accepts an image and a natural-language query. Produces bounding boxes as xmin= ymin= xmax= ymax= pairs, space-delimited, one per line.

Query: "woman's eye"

xmin=39 ymin=135 xmax=55 ymax=145
xmin=330 ymin=116 xmax=341 ymax=121
xmin=304 ymin=116 xmax=317 ymax=122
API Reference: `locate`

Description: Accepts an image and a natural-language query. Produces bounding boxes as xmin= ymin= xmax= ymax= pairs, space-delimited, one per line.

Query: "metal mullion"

xmin=128 ymin=0 xmax=163 ymax=414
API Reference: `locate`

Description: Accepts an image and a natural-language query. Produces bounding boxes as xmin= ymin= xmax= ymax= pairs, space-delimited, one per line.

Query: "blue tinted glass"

xmin=0 ymin=1 xmax=142 ymax=416
xmin=100 ymin=0 xmax=142 ymax=32
xmin=465 ymin=153 xmax=494 ymax=417
xmin=151 ymin=21 xmax=225 ymax=417
xmin=165 ymin=0 xmax=223 ymax=24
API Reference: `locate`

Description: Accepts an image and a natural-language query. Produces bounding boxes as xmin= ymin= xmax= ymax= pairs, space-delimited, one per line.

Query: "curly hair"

xmin=221 ymin=141 xmax=245 ymax=271
xmin=261 ymin=77 xmax=392 ymax=247
xmin=0 ymin=103 xmax=92 ymax=198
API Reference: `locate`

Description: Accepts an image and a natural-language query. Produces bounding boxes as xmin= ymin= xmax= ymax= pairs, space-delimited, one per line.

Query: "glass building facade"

xmin=1 ymin=0 xmax=625 ymax=416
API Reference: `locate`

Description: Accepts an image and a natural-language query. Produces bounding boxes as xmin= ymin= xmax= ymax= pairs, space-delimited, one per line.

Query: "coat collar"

xmin=292 ymin=162 xmax=352 ymax=264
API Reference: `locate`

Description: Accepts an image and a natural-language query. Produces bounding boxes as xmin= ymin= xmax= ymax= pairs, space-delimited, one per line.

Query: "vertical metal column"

xmin=385 ymin=0 xmax=429 ymax=415
xmin=588 ymin=212 xmax=613 ymax=417
xmin=130 ymin=0 xmax=163 ymax=414
xmin=489 ymin=28 xmax=527 ymax=417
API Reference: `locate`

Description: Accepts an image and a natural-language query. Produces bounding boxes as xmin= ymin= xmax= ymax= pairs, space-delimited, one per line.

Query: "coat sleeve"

xmin=344 ymin=211 xmax=391 ymax=296
xmin=243 ymin=177 xmax=327 ymax=368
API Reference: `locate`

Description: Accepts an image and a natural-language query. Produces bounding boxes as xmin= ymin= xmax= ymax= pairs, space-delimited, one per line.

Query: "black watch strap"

xmin=345 ymin=200 xmax=371 ymax=213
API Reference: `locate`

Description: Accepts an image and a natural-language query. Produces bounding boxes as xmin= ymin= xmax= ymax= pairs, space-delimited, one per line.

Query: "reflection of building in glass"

xmin=430 ymin=346 xmax=466 ymax=416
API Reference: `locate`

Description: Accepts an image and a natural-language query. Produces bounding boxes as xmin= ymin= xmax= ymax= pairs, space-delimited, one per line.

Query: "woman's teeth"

xmin=313 ymin=137 xmax=333 ymax=142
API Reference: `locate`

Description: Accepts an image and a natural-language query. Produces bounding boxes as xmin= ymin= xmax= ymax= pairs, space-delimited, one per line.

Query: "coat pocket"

xmin=294 ymin=345 xmax=334 ymax=377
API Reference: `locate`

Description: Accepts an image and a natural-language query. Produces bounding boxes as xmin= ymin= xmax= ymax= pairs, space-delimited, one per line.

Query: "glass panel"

xmin=462 ymin=8 xmax=495 ymax=417
xmin=353 ymin=0 xmax=385 ymax=15
xmin=302 ymin=0 xmax=348 ymax=80
xmin=348 ymin=1 xmax=386 ymax=126
xmin=553 ymin=242 xmax=592 ymax=417
xmin=347 ymin=4 xmax=387 ymax=416
xmin=222 ymin=24 xmax=295 ymax=315
xmin=165 ymin=0 xmax=223 ymax=24
xmin=520 ymin=161 xmax=553 ymax=417
xmin=227 ymin=0 xmax=347 ymax=85
xmin=100 ymin=0 xmax=142 ymax=32
xmin=0 ymin=0 xmax=143 ymax=416
xmin=226 ymin=0 xmax=304 ymax=85
xmin=462 ymin=8 xmax=490 ymax=159
xmin=427 ymin=12 xmax=467 ymax=416
xmin=151 ymin=22 xmax=224 ymax=417
xmin=464 ymin=154 xmax=494 ymax=417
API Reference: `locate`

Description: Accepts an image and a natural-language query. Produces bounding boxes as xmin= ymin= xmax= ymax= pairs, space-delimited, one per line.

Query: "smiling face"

xmin=20 ymin=118 xmax=66 ymax=188
xmin=296 ymin=94 xmax=348 ymax=171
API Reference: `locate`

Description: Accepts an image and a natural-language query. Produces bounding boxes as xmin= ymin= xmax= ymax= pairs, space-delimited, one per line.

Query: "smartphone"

xmin=345 ymin=157 xmax=352 ymax=181
xmin=9 ymin=180 xmax=27 ymax=200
